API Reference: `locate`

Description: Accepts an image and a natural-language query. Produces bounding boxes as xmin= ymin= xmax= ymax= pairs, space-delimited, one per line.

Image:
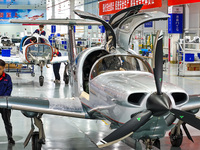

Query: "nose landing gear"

xmin=39 ymin=62 xmax=44 ymax=86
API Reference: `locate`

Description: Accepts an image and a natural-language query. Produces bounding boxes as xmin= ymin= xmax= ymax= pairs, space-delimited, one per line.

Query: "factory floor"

xmin=0 ymin=63 xmax=200 ymax=150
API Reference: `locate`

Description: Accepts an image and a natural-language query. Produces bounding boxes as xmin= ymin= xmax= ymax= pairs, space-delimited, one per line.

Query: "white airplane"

xmin=0 ymin=33 xmax=69 ymax=86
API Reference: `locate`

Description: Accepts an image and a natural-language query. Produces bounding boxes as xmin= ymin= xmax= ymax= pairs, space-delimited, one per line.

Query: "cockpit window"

xmin=90 ymin=55 xmax=150 ymax=79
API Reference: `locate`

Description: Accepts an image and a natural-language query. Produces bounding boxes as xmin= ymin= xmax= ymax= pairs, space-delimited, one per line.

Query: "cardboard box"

xmin=187 ymin=63 xmax=200 ymax=68
xmin=190 ymin=64 xmax=200 ymax=67
xmin=187 ymin=64 xmax=191 ymax=67
xmin=187 ymin=66 xmax=200 ymax=71
xmin=5 ymin=64 xmax=22 ymax=69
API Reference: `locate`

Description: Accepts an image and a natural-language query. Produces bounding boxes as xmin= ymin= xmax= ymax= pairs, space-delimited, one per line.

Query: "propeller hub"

xmin=146 ymin=93 xmax=172 ymax=116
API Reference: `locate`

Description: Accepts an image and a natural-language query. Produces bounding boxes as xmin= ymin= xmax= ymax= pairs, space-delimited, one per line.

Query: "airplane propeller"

xmin=97 ymin=30 xmax=200 ymax=148
xmin=96 ymin=110 xmax=152 ymax=148
xmin=153 ymin=30 xmax=163 ymax=95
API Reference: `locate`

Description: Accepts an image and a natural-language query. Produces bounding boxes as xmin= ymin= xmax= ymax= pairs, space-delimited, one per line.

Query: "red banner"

xmin=99 ymin=0 xmax=162 ymax=15
xmin=168 ymin=0 xmax=200 ymax=6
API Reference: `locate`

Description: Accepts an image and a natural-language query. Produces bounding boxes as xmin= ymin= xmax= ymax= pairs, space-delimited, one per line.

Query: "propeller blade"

xmin=165 ymin=114 xmax=176 ymax=126
xmin=182 ymin=123 xmax=194 ymax=143
xmin=153 ymin=30 xmax=164 ymax=95
xmin=171 ymin=108 xmax=200 ymax=130
xmin=96 ymin=110 xmax=152 ymax=148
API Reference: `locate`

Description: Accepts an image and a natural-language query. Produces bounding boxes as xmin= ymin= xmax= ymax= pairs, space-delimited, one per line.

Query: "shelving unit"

xmin=177 ymin=41 xmax=200 ymax=76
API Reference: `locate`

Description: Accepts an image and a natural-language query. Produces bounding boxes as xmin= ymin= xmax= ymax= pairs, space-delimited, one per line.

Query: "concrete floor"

xmin=0 ymin=63 xmax=200 ymax=150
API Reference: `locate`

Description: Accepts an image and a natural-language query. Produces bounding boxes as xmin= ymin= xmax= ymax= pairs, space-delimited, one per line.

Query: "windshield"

xmin=90 ymin=55 xmax=150 ymax=79
xmin=26 ymin=43 xmax=53 ymax=63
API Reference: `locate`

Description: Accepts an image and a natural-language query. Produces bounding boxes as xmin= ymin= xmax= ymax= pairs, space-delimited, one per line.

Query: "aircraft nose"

xmin=146 ymin=93 xmax=172 ymax=116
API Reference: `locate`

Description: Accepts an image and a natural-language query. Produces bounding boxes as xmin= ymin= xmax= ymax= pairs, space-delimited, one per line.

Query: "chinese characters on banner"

xmin=168 ymin=6 xmax=183 ymax=34
xmin=168 ymin=0 xmax=200 ymax=6
xmin=99 ymin=0 xmax=162 ymax=15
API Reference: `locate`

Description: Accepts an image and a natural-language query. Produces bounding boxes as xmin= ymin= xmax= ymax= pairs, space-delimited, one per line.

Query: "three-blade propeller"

xmin=96 ymin=30 xmax=200 ymax=148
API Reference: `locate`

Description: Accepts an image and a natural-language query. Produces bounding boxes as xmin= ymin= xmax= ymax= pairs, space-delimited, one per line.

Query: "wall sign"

xmin=144 ymin=21 xmax=153 ymax=28
xmin=168 ymin=6 xmax=183 ymax=34
xmin=99 ymin=0 xmax=162 ymax=15
xmin=168 ymin=0 xmax=200 ymax=6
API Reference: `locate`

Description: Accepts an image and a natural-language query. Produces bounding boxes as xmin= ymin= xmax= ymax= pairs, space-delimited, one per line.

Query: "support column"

xmin=51 ymin=0 xmax=55 ymax=19
xmin=70 ymin=0 xmax=75 ymax=19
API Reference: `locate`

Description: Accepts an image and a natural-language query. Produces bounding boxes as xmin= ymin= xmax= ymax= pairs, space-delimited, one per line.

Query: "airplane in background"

xmin=3 ymin=5 xmax=200 ymax=150
xmin=25 ymin=13 xmax=44 ymax=20
xmin=0 ymin=33 xmax=68 ymax=86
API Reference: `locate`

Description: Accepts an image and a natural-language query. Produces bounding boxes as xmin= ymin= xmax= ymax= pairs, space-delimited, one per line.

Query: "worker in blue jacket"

xmin=33 ymin=24 xmax=46 ymax=43
xmin=24 ymin=36 xmax=37 ymax=46
xmin=34 ymin=24 xmax=46 ymax=36
xmin=0 ymin=59 xmax=15 ymax=144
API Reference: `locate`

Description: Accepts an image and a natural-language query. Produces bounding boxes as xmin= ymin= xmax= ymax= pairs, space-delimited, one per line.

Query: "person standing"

xmin=34 ymin=24 xmax=46 ymax=36
xmin=0 ymin=59 xmax=15 ymax=144
xmin=53 ymin=47 xmax=61 ymax=83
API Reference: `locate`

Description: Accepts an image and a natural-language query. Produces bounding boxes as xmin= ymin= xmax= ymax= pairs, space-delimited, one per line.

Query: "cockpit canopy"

xmin=20 ymin=35 xmax=50 ymax=52
xmin=25 ymin=43 xmax=53 ymax=63
xmin=90 ymin=54 xmax=151 ymax=80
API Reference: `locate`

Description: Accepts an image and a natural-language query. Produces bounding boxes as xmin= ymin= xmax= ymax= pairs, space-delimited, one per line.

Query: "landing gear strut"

xmin=24 ymin=114 xmax=45 ymax=150
xmin=39 ymin=62 xmax=44 ymax=86
xmin=143 ymin=139 xmax=160 ymax=150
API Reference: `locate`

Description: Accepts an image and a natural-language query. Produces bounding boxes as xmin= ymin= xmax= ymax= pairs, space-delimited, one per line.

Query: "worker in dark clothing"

xmin=53 ymin=47 xmax=61 ymax=83
xmin=24 ymin=36 xmax=37 ymax=46
xmin=34 ymin=24 xmax=46 ymax=36
xmin=0 ymin=59 xmax=15 ymax=144
xmin=33 ymin=24 xmax=46 ymax=43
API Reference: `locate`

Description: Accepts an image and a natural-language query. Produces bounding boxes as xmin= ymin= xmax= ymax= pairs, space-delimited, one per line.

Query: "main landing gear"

xmin=24 ymin=114 xmax=45 ymax=150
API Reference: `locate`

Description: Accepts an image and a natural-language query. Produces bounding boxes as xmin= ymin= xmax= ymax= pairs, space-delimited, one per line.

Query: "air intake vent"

xmin=128 ymin=93 xmax=145 ymax=105
xmin=171 ymin=92 xmax=187 ymax=105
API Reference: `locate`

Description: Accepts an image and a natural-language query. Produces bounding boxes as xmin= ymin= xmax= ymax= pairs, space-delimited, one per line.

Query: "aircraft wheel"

xmin=31 ymin=73 xmax=35 ymax=77
xmin=39 ymin=76 xmax=44 ymax=86
xmin=170 ymin=128 xmax=183 ymax=147
xmin=32 ymin=131 xmax=42 ymax=150
xmin=16 ymin=72 xmax=20 ymax=77
xmin=64 ymin=75 xmax=69 ymax=84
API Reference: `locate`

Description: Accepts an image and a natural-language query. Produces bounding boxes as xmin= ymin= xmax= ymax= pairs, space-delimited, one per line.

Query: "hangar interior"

xmin=0 ymin=0 xmax=200 ymax=150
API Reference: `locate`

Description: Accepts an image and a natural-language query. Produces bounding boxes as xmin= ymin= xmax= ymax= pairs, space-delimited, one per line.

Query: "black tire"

xmin=32 ymin=131 xmax=42 ymax=150
xmin=39 ymin=76 xmax=44 ymax=86
xmin=31 ymin=73 xmax=35 ymax=77
xmin=64 ymin=75 xmax=69 ymax=84
xmin=170 ymin=128 xmax=183 ymax=147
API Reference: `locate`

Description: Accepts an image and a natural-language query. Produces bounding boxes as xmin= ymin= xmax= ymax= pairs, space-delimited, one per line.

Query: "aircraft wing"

xmin=50 ymin=56 xmax=68 ymax=64
xmin=180 ymin=95 xmax=200 ymax=111
xmin=0 ymin=56 xmax=24 ymax=64
xmin=10 ymin=19 xmax=101 ymax=26
xmin=0 ymin=96 xmax=86 ymax=118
